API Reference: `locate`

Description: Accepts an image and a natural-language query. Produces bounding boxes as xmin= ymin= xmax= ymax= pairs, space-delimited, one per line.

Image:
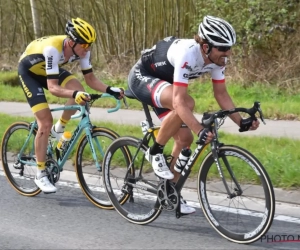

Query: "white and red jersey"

xmin=141 ymin=36 xmax=225 ymax=86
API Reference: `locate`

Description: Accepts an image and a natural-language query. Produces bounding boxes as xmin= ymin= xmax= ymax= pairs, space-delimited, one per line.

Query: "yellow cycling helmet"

xmin=65 ymin=17 xmax=96 ymax=44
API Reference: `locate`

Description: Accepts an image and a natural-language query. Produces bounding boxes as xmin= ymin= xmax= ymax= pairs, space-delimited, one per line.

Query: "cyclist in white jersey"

xmin=128 ymin=16 xmax=259 ymax=214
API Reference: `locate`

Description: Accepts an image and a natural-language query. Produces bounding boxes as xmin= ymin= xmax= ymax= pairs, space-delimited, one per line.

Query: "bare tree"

xmin=30 ymin=0 xmax=41 ymax=38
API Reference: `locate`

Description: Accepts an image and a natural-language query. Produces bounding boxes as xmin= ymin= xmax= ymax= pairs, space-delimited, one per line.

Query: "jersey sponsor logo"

xmin=29 ymin=58 xmax=43 ymax=65
xmin=19 ymin=75 xmax=32 ymax=98
xmin=154 ymin=61 xmax=166 ymax=67
xmin=150 ymin=61 xmax=167 ymax=71
xmin=47 ymin=56 xmax=53 ymax=70
xmin=183 ymin=73 xmax=189 ymax=79
xmin=135 ymin=69 xmax=151 ymax=82
xmin=181 ymin=62 xmax=192 ymax=71
xmin=188 ymin=72 xmax=203 ymax=78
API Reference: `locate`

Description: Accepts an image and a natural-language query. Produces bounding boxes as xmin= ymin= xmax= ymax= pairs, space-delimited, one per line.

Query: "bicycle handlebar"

xmin=70 ymin=93 xmax=121 ymax=119
xmin=201 ymin=101 xmax=266 ymax=129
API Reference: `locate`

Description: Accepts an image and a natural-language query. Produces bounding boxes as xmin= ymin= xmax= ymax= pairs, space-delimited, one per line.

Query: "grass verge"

xmin=1 ymin=73 xmax=300 ymax=120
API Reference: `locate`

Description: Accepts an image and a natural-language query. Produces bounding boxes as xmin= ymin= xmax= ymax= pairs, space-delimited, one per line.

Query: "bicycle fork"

xmin=210 ymin=142 xmax=243 ymax=198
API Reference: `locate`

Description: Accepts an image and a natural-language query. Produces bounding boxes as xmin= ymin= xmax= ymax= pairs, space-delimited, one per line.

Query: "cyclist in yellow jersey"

xmin=18 ymin=17 xmax=124 ymax=193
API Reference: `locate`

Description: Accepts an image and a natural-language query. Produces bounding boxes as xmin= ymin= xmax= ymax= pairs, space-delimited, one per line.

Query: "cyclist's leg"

xmin=157 ymin=86 xmax=195 ymax=144
xmin=153 ymin=110 xmax=195 ymax=214
xmin=128 ymin=61 xmax=195 ymax=184
xmin=153 ymin=108 xmax=194 ymax=180
xmin=18 ymin=72 xmax=56 ymax=193
xmin=128 ymin=62 xmax=174 ymax=179
xmin=51 ymin=69 xmax=85 ymax=137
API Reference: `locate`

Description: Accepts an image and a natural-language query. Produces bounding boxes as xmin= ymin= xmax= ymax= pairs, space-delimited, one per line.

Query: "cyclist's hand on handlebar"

xmin=73 ymin=91 xmax=91 ymax=106
xmin=249 ymin=119 xmax=260 ymax=130
xmin=196 ymin=128 xmax=214 ymax=145
xmin=239 ymin=117 xmax=260 ymax=132
xmin=106 ymin=86 xmax=124 ymax=100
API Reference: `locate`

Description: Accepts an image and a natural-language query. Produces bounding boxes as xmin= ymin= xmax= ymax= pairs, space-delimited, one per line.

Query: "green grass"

xmin=1 ymin=72 xmax=300 ymax=119
xmin=0 ymin=113 xmax=300 ymax=189
xmin=1 ymin=72 xmax=300 ymax=189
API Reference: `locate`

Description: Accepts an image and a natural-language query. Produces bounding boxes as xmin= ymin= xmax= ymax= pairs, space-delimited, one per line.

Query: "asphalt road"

xmin=1 ymin=174 xmax=300 ymax=250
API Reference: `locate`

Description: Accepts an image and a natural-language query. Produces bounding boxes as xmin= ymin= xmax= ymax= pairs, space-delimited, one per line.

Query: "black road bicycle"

xmin=102 ymin=90 xmax=275 ymax=244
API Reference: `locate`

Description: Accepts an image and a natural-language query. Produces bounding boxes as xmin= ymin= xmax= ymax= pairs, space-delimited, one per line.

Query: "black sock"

xmin=150 ymin=141 xmax=165 ymax=155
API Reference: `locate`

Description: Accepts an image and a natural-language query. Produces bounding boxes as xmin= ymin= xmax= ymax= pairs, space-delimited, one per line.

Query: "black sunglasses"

xmin=213 ymin=46 xmax=231 ymax=52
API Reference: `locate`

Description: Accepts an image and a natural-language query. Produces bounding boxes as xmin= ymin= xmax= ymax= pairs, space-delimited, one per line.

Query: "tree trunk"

xmin=30 ymin=0 xmax=41 ymax=38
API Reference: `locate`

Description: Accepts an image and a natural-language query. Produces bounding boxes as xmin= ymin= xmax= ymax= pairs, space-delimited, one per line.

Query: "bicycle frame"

xmin=176 ymin=117 xmax=243 ymax=198
xmin=16 ymin=94 xmax=120 ymax=172
xmin=124 ymin=115 xmax=242 ymax=203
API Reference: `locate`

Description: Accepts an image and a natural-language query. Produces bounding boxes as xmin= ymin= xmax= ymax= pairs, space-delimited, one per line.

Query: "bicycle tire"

xmin=1 ymin=121 xmax=41 ymax=196
xmin=75 ymin=126 xmax=131 ymax=209
xmin=103 ymin=136 xmax=162 ymax=224
xmin=198 ymin=145 xmax=275 ymax=244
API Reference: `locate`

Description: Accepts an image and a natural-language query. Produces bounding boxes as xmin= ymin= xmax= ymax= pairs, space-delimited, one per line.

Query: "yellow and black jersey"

xmin=19 ymin=35 xmax=92 ymax=79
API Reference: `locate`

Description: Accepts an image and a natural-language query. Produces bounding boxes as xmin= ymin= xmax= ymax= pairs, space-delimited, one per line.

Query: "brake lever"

xmin=253 ymin=101 xmax=266 ymax=125
xmin=257 ymin=107 xmax=266 ymax=125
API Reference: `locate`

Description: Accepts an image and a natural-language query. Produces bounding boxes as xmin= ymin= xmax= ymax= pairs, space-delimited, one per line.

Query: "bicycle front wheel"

xmin=198 ymin=145 xmax=275 ymax=244
xmin=103 ymin=136 xmax=162 ymax=224
xmin=1 ymin=121 xmax=41 ymax=196
xmin=75 ymin=126 xmax=131 ymax=209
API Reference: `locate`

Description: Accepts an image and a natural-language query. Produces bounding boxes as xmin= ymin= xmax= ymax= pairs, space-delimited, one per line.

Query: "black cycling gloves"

xmin=239 ymin=117 xmax=255 ymax=132
xmin=106 ymin=86 xmax=123 ymax=99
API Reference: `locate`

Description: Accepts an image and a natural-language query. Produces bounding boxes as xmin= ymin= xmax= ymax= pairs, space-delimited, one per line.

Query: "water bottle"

xmin=56 ymin=131 xmax=72 ymax=151
xmin=174 ymin=147 xmax=192 ymax=173
xmin=140 ymin=120 xmax=149 ymax=135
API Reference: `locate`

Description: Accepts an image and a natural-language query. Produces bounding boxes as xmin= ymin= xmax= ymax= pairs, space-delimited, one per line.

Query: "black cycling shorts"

xmin=18 ymin=67 xmax=76 ymax=113
xmin=128 ymin=60 xmax=172 ymax=120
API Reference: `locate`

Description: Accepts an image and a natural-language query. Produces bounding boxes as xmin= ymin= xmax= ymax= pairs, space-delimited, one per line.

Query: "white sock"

xmin=36 ymin=162 xmax=46 ymax=178
xmin=54 ymin=118 xmax=68 ymax=133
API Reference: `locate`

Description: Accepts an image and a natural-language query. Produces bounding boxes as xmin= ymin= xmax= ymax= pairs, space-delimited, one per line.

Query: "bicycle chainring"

xmin=157 ymin=180 xmax=179 ymax=211
xmin=45 ymin=158 xmax=60 ymax=184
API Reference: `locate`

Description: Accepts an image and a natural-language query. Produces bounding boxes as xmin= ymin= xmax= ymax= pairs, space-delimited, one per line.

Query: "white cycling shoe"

xmin=145 ymin=149 xmax=174 ymax=180
xmin=50 ymin=125 xmax=63 ymax=141
xmin=34 ymin=170 xmax=57 ymax=193
xmin=180 ymin=198 xmax=196 ymax=214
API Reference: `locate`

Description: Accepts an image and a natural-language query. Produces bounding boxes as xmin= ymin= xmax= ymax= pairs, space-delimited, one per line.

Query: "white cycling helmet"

xmin=199 ymin=15 xmax=236 ymax=46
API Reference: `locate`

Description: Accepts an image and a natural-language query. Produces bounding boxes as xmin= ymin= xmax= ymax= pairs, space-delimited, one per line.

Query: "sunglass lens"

xmin=218 ymin=46 xmax=231 ymax=52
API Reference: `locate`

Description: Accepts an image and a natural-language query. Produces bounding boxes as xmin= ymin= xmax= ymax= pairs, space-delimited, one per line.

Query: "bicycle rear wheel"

xmin=1 ymin=121 xmax=41 ymax=196
xmin=103 ymin=136 xmax=162 ymax=224
xmin=75 ymin=127 xmax=131 ymax=209
xmin=198 ymin=145 xmax=275 ymax=244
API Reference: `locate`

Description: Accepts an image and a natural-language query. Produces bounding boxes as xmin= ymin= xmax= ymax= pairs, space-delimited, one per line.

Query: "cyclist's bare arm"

xmin=213 ymin=82 xmax=242 ymax=125
xmin=83 ymin=72 xmax=108 ymax=93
